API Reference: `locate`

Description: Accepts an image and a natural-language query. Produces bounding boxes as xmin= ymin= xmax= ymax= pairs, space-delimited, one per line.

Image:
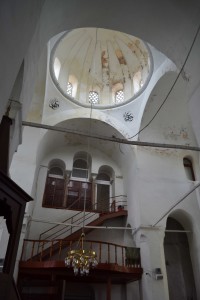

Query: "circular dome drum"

xmin=50 ymin=28 xmax=152 ymax=108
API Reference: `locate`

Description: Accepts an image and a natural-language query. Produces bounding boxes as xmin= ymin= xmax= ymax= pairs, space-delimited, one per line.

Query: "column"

xmin=136 ymin=226 xmax=169 ymax=300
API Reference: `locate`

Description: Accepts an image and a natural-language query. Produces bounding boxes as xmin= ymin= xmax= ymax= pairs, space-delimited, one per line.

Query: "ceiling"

xmin=50 ymin=28 xmax=152 ymax=108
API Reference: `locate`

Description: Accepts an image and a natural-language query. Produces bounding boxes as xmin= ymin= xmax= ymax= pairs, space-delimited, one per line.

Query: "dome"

xmin=50 ymin=28 xmax=152 ymax=108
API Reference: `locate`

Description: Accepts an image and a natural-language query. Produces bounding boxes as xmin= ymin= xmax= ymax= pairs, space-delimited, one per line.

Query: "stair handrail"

xmin=39 ymin=195 xmax=127 ymax=241
xmin=39 ymin=210 xmax=82 ymax=241
xmin=42 ymin=210 xmax=98 ymax=241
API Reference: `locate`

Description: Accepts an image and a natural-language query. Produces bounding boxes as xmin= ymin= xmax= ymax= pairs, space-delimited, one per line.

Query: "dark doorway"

xmin=164 ymin=217 xmax=197 ymax=300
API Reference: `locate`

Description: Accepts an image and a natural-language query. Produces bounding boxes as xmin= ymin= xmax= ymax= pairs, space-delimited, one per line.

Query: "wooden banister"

xmin=21 ymin=238 xmax=141 ymax=270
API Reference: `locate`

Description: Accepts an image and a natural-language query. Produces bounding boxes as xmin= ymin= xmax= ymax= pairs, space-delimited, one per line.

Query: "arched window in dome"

xmin=67 ymin=75 xmax=78 ymax=98
xmin=133 ymin=70 xmax=142 ymax=94
xmin=183 ymin=157 xmax=195 ymax=181
xmin=112 ymin=82 xmax=124 ymax=104
xmin=115 ymin=90 xmax=124 ymax=103
xmin=54 ymin=57 xmax=61 ymax=80
xmin=66 ymin=82 xmax=73 ymax=96
xmin=89 ymin=91 xmax=99 ymax=104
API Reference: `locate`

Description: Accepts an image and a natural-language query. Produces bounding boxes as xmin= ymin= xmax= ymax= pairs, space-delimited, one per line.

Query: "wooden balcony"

xmin=19 ymin=239 xmax=143 ymax=284
xmin=42 ymin=177 xmax=127 ymax=213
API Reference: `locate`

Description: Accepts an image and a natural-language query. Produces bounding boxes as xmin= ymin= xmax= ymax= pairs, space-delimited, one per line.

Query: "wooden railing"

xmin=21 ymin=239 xmax=141 ymax=268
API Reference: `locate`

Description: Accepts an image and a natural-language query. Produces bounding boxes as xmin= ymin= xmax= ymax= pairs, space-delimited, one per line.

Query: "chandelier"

xmin=65 ymin=232 xmax=98 ymax=276
xmin=65 ymin=106 xmax=98 ymax=275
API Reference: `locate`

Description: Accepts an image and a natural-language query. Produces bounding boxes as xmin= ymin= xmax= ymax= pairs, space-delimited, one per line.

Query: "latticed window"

xmin=67 ymin=82 xmax=73 ymax=96
xmin=115 ymin=90 xmax=124 ymax=103
xmin=89 ymin=91 xmax=99 ymax=104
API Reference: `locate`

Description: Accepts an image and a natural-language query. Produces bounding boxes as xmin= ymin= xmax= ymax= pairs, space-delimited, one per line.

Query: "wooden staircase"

xmin=31 ymin=210 xmax=127 ymax=261
xmin=18 ymin=209 xmax=143 ymax=299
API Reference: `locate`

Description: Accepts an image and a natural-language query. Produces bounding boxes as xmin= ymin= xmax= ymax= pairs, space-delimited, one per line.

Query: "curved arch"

xmin=97 ymin=165 xmax=114 ymax=179
xmin=167 ymin=209 xmax=193 ymax=232
xmin=43 ymin=109 xmax=133 ymax=140
xmin=138 ymin=70 xmax=196 ymax=145
xmin=36 ymin=117 xmax=130 ymax=166
xmin=139 ymin=71 xmax=179 ymax=136
xmin=48 ymin=158 xmax=66 ymax=171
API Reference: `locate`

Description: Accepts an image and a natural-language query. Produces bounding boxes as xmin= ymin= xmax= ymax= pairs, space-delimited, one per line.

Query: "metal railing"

xmin=39 ymin=197 xmax=127 ymax=241
xmin=39 ymin=210 xmax=99 ymax=241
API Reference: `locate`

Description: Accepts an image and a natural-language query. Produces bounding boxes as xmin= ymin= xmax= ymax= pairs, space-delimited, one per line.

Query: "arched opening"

xmin=43 ymin=159 xmax=66 ymax=208
xmin=183 ymin=157 xmax=195 ymax=181
xmin=164 ymin=217 xmax=197 ymax=300
xmin=67 ymin=152 xmax=92 ymax=210
xmin=95 ymin=166 xmax=114 ymax=212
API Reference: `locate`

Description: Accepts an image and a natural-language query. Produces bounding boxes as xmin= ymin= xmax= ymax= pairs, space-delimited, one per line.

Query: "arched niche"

xmin=164 ymin=212 xmax=197 ymax=300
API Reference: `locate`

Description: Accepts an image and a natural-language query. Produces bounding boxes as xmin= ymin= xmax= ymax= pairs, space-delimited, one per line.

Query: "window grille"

xmin=89 ymin=91 xmax=99 ymax=104
xmin=115 ymin=90 xmax=124 ymax=103
xmin=67 ymin=82 xmax=73 ymax=96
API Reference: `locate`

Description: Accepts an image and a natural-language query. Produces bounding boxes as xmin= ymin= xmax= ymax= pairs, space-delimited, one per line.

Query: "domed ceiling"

xmin=50 ymin=28 xmax=152 ymax=108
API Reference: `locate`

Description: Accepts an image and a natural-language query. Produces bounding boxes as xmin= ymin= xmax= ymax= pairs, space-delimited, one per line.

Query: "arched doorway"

xmin=164 ymin=217 xmax=197 ymax=300
xmin=95 ymin=166 xmax=114 ymax=212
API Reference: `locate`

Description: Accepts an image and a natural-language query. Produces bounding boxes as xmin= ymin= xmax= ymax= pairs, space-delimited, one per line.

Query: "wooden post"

xmin=0 ymin=116 xmax=12 ymax=175
xmin=106 ymin=277 xmax=112 ymax=300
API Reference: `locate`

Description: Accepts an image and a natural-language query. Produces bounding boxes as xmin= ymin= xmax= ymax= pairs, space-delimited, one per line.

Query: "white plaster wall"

xmin=189 ymin=85 xmax=200 ymax=147
xmin=135 ymin=148 xmax=200 ymax=225
xmin=118 ymin=145 xmax=141 ymax=229
xmin=10 ymin=126 xmax=45 ymax=217
xmin=27 ymin=143 xmax=124 ymax=239
xmin=127 ymin=147 xmax=200 ymax=300
xmin=0 ymin=0 xmax=44 ymax=121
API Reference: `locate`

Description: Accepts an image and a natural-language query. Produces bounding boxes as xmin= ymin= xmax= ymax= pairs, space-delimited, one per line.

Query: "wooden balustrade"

xmin=21 ymin=239 xmax=141 ymax=268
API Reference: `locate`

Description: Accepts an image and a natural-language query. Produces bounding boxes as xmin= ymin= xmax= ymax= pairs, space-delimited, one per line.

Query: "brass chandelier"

xmin=65 ymin=232 xmax=98 ymax=275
